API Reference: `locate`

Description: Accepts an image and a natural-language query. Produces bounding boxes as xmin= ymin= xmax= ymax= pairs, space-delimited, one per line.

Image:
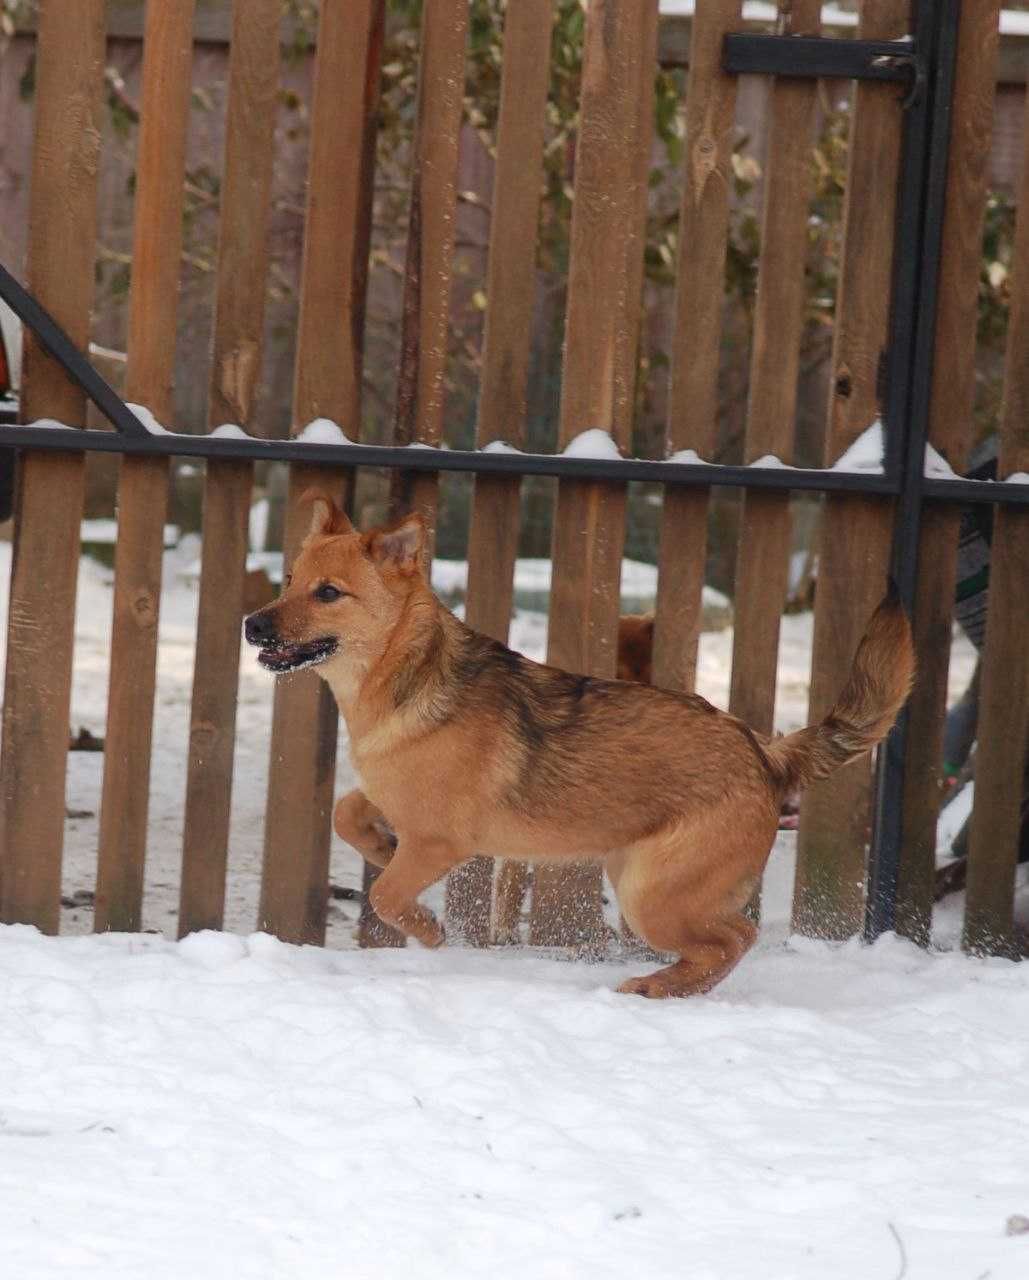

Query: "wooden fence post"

xmin=893 ymin=0 xmax=1002 ymax=942
xmin=446 ymin=0 xmax=553 ymax=947
xmin=0 ymin=0 xmax=106 ymax=931
xmin=260 ymin=0 xmax=385 ymax=946
xmin=179 ymin=0 xmax=280 ymax=936
xmin=528 ymin=0 xmax=659 ymax=952
xmin=653 ymin=0 xmax=742 ymax=696
xmin=792 ymin=0 xmax=906 ymax=939
xmin=963 ymin=94 xmax=1029 ymax=956
xmin=727 ymin=0 xmax=820 ymax=736
xmin=726 ymin=0 xmax=820 ymax=925
xmin=359 ymin=0 xmax=469 ymax=947
xmin=94 ymin=0 xmax=196 ymax=934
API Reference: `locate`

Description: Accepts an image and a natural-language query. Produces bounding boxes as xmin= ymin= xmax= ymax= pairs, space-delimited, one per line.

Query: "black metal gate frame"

xmin=1 ymin=1 xmax=1026 ymax=937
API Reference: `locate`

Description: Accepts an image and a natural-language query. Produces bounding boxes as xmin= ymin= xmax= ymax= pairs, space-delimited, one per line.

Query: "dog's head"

xmin=243 ymin=490 xmax=428 ymax=679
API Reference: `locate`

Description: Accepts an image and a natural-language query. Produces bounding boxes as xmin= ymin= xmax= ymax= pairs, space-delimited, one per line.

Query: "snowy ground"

xmin=3 ymin=927 xmax=1029 ymax=1279
xmin=3 ymin=540 xmax=1029 ymax=1278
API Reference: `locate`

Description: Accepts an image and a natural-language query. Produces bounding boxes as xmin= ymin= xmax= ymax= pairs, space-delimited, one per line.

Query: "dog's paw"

xmin=414 ymin=915 xmax=445 ymax=949
xmin=617 ymin=974 xmax=676 ymax=999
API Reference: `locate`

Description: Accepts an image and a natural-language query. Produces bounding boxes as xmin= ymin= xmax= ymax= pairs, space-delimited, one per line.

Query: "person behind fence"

xmin=936 ymin=437 xmax=1029 ymax=898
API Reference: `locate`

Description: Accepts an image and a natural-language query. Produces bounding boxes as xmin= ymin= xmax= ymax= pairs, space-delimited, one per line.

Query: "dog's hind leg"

xmin=333 ymin=789 xmax=397 ymax=869
xmin=612 ymin=805 xmax=773 ymax=998
xmin=368 ymin=837 xmax=467 ymax=948
xmin=617 ymin=915 xmax=757 ymax=998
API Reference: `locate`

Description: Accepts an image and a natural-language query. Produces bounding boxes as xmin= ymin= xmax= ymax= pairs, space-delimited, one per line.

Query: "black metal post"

xmin=866 ymin=0 xmax=964 ymax=939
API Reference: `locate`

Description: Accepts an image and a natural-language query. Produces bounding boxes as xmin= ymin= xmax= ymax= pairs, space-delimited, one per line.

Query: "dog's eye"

xmin=284 ymin=573 xmax=293 ymax=589
xmin=313 ymin=583 xmax=344 ymax=603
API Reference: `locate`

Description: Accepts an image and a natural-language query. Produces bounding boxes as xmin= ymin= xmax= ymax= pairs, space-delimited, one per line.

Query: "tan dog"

xmin=245 ymin=494 xmax=914 ymax=997
xmin=339 ymin=611 xmax=657 ymax=945
xmin=492 ymin=612 xmax=653 ymax=945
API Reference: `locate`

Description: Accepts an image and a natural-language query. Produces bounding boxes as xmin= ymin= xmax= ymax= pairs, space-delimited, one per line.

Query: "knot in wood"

xmin=131 ymin=589 xmax=157 ymax=627
xmin=189 ymin=720 xmax=219 ymax=754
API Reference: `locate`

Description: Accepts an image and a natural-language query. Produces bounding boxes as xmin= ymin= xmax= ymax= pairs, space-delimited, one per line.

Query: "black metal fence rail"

xmin=2 ymin=416 xmax=1028 ymax=506
xmin=1 ymin=232 xmax=1027 ymax=507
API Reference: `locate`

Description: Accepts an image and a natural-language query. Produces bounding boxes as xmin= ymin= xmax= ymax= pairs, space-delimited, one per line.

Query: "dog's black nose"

xmin=245 ymin=610 xmax=277 ymax=646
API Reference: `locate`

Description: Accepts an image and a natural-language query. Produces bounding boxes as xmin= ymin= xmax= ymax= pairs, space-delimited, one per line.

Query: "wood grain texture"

xmin=895 ymin=0 xmax=1002 ymax=942
xmin=963 ymin=98 xmax=1029 ymax=956
xmin=0 ymin=0 xmax=105 ymax=931
xmin=260 ymin=467 xmax=349 ymax=945
xmin=179 ymin=459 xmax=253 ymax=935
xmin=529 ymin=0 xmax=658 ymax=951
xmin=464 ymin=0 xmax=553 ymax=635
xmin=289 ymin=0 xmax=383 ymax=435
xmin=361 ymin=0 xmax=468 ymax=948
xmin=179 ymin=0 xmax=279 ymax=936
xmin=386 ymin=0 xmax=469 ymax=540
xmin=727 ymin=0 xmax=821 ymax=743
xmin=652 ymin=0 xmax=743 ymax=694
xmin=962 ymin=509 xmax=1029 ymax=955
xmin=207 ymin=1 xmax=280 ymax=435
xmin=95 ymin=0 xmax=195 ymax=933
xmin=450 ymin=0 xmax=553 ymax=946
xmin=792 ymin=0 xmax=905 ymax=940
xmin=260 ymin=0 xmax=384 ymax=948
xmin=391 ymin=0 xmax=469 ymax=448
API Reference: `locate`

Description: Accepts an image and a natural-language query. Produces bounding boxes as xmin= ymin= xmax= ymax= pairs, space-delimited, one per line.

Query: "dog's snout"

xmin=245 ymin=609 xmax=277 ymax=647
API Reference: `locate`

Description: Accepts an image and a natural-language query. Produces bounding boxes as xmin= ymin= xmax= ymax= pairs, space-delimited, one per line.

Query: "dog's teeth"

xmin=257 ymin=638 xmax=336 ymax=676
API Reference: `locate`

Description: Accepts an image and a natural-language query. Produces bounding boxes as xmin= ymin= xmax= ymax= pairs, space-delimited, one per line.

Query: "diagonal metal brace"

xmin=0 ymin=261 xmax=149 ymax=438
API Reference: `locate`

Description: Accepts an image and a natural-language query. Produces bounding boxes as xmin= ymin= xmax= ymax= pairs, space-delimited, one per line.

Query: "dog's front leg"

xmin=333 ymin=788 xmax=398 ymax=869
xmin=367 ymin=837 xmax=467 ymax=948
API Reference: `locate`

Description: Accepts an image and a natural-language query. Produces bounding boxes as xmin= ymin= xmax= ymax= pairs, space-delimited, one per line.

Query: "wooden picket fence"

xmin=0 ymin=0 xmax=1026 ymax=959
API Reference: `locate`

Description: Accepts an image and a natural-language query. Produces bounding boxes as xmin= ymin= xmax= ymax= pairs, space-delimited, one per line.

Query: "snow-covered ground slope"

xmin=2 ymin=925 xmax=1028 ymax=1279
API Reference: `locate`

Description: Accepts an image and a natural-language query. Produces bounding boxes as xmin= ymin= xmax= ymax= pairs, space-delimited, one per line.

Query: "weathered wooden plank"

xmin=179 ymin=0 xmax=279 ymax=936
xmin=360 ymin=0 xmax=469 ymax=948
xmin=260 ymin=465 xmax=348 ymax=945
xmin=448 ymin=0 xmax=553 ymax=947
xmin=894 ymin=0 xmax=1002 ymax=942
xmin=387 ymin=0 xmax=470 ymax=537
xmin=0 ymin=0 xmax=105 ymax=932
xmin=792 ymin=0 xmax=905 ymax=940
xmin=653 ymin=0 xmax=743 ymax=694
xmin=529 ymin=0 xmax=658 ymax=952
xmin=963 ymin=96 xmax=1029 ymax=957
xmin=94 ymin=0 xmax=195 ymax=934
xmin=260 ymin=0 xmax=384 ymax=947
xmin=962 ymin=510 xmax=1029 ymax=955
xmin=727 ymin=0 xmax=821 ymax=745
xmin=464 ymin=0 xmax=553 ymax=641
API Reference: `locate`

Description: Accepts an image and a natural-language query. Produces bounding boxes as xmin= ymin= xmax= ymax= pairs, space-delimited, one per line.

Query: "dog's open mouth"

xmin=256 ymin=636 xmax=338 ymax=675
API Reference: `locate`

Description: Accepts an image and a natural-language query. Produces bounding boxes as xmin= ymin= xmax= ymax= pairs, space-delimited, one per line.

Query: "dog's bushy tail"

xmin=763 ymin=584 xmax=915 ymax=793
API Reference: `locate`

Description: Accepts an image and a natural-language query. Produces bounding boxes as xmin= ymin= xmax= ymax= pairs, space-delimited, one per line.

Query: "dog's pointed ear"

xmin=362 ymin=513 xmax=426 ymax=575
xmin=300 ymin=487 xmax=353 ymax=538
